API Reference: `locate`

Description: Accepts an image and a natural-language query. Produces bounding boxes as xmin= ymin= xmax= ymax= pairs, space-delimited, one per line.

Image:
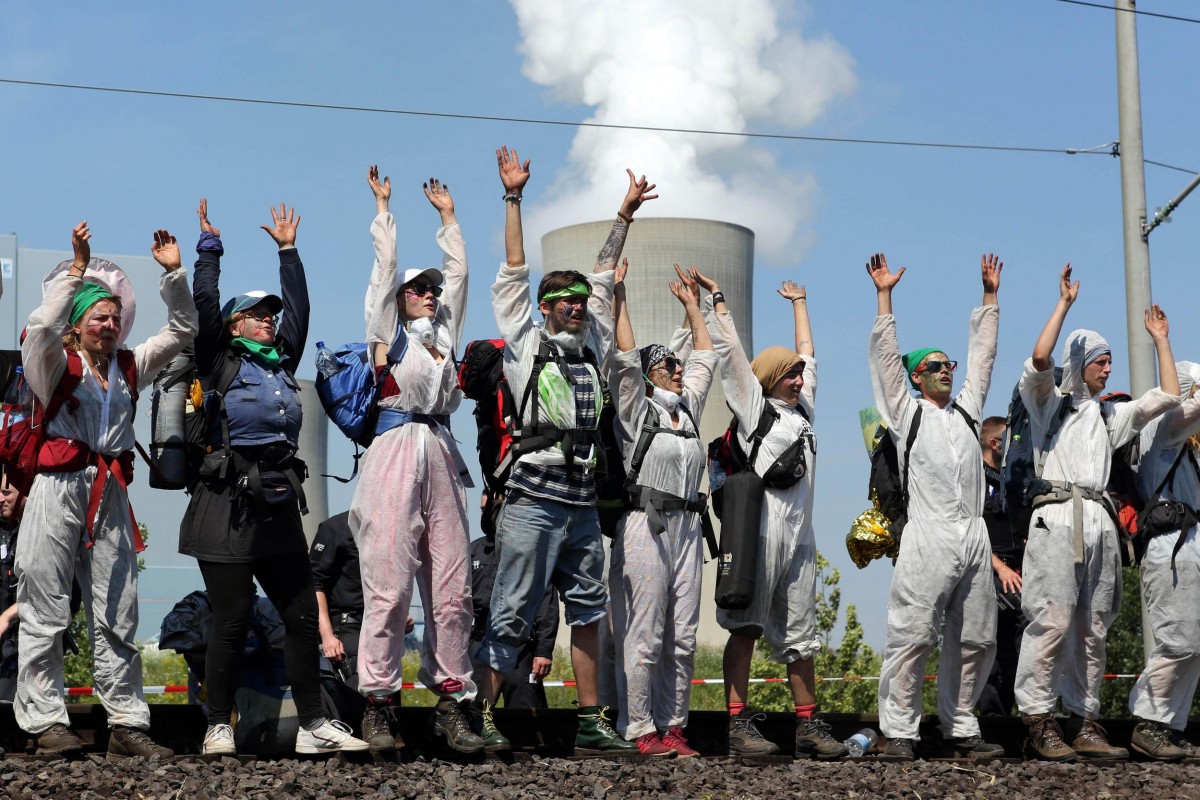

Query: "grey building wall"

xmin=542 ymin=218 xmax=755 ymax=649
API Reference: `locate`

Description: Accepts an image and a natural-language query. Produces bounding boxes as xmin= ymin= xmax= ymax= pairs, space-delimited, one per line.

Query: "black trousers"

xmin=978 ymin=602 xmax=1025 ymax=717
xmin=199 ymin=553 xmax=324 ymax=727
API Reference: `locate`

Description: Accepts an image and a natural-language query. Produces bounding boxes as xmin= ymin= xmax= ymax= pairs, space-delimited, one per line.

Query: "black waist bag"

xmin=761 ymin=436 xmax=809 ymax=490
xmin=714 ymin=470 xmax=765 ymax=610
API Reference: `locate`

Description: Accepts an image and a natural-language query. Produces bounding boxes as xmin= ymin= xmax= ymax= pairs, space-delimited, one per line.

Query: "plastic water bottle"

xmin=314 ymin=341 xmax=339 ymax=379
xmin=844 ymin=728 xmax=878 ymax=757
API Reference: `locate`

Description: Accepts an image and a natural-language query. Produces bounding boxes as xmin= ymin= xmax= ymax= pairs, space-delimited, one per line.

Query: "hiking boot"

xmin=728 ymin=710 xmax=780 ymax=756
xmin=295 ymin=719 xmax=370 ymax=754
xmin=794 ymin=716 xmax=849 ymax=760
xmin=433 ymin=697 xmax=484 ymax=754
xmin=943 ymin=734 xmax=1005 ymax=760
xmin=475 ymin=700 xmax=511 ymax=752
xmin=202 ymin=724 xmax=236 ymax=756
xmin=361 ymin=705 xmax=397 ymax=752
xmin=883 ymin=737 xmax=915 ymax=760
xmin=1167 ymin=728 xmax=1196 ymax=758
xmin=1131 ymin=719 xmax=1188 ymax=762
xmin=1022 ymin=713 xmax=1077 ymax=762
xmin=35 ymin=723 xmax=84 ymax=755
xmin=575 ymin=705 xmax=638 ymax=756
xmin=106 ymin=726 xmax=174 ymax=762
xmin=1071 ymin=718 xmax=1128 ymax=759
xmin=662 ymin=726 xmax=699 ymax=758
xmin=635 ymin=732 xmax=676 ymax=758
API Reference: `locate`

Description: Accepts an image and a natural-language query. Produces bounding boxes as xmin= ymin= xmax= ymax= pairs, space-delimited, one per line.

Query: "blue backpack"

xmin=315 ymin=338 xmax=408 ymax=479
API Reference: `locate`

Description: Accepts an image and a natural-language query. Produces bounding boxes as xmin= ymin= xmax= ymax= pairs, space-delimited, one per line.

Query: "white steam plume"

xmin=510 ymin=0 xmax=856 ymax=261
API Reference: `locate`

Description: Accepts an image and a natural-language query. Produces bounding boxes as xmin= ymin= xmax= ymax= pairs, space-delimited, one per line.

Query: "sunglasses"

xmin=650 ymin=357 xmax=683 ymax=374
xmin=405 ymin=283 xmax=443 ymax=298
xmin=916 ymin=360 xmax=958 ymax=375
xmin=242 ymin=307 xmax=278 ymax=322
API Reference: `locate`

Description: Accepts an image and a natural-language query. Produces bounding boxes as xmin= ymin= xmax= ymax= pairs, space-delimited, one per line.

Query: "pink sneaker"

xmin=636 ymin=732 xmax=677 ymax=757
xmin=662 ymin=726 xmax=699 ymax=758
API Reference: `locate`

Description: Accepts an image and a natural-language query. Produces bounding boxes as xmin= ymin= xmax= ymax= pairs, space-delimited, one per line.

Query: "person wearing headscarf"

xmin=1127 ymin=361 xmax=1200 ymax=760
xmin=1015 ymin=264 xmax=1180 ymax=761
xmin=348 ymin=166 xmax=482 ymax=755
xmin=179 ymin=200 xmax=366 ymax=756
xmin=18 ymin=221 xmax=196 ymax=758
xmin=710 ymin=276 xmax=846 ymax=760
xmin=607 ymin=264 xmax=718 ymax=758
xmin=867 ymin=253 xmax=1004 ymax=761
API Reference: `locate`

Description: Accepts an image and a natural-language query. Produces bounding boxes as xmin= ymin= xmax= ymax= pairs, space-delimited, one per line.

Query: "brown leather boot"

xmin=106 ymin=726 xmax=174 ymax=762
xmin=35 ymin=723 xmax=85 ymax=755
xmin=1071 ymin=718 xmax=1128 ymax=759
xmin=1022 ymin=713 xmax=1077 ymax=762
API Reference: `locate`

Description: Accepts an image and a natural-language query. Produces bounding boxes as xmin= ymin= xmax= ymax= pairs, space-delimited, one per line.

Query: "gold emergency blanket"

xmin=846 ymin=499 xmax=898 ymax=569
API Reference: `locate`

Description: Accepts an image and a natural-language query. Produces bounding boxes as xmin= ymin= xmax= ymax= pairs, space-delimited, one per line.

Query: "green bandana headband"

xmin=70 ymin=283 xmax=118 ymax=325
xmin=902 ymin=347 xmax=945 ymax=387
xmin=540 ymin=281 xmax=592 ymax=302
xmin=232 ymin=337 xmax=282 ymax=367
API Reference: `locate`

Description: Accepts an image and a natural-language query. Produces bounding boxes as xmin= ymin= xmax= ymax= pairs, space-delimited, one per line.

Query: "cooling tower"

xmin=542 ymin=218 xmax=754 ymax=648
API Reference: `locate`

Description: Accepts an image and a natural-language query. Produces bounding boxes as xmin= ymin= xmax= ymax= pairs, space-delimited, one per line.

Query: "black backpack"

xmin=708 ymin=403 xmax=810 ymax=519
xmin=867 ymin=402 xmax=979 ymax=543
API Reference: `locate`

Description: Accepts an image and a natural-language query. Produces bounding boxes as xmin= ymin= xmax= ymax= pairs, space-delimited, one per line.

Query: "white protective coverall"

xmin=16 ymin=267 xmax=197 ymax=733
xmin=1128 ymin=363 xmax=1200 ymax=729
xmin=869 ymin=306 xmax=998 ymax=741
xmin=349 ymin=212 xmax=476 ymax=699
xmin=711 ymin=310 xmax=821 ymax=664
xmin=1014 ymin=329 xmax=1179 ymax=717
xmin=608 ymin=346 xmax=718 ymax=739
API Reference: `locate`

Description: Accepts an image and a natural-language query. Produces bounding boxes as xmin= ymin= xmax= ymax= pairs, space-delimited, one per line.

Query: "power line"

xmin=1052 ymin=0 xmax=1200 ymax=25
xmin=1 ymin=77 xmax=1192 ymax=174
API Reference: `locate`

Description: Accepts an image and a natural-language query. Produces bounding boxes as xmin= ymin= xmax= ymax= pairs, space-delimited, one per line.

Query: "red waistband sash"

xmin=37 ymin=437 xmax=145 ymax=553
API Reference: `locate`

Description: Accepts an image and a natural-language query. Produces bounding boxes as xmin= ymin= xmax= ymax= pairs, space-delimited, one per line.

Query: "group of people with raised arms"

xmin=4 ymin=143 xmax=1198 ymax=764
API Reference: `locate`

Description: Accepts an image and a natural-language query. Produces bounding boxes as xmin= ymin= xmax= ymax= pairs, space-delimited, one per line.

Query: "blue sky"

xmin=2 ymin=1 xmax=1198 ymax=652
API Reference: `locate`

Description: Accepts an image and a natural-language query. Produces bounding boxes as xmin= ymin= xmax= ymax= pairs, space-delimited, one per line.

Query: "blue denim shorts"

xmin=476 ymin=492 xmax=607 ymax=673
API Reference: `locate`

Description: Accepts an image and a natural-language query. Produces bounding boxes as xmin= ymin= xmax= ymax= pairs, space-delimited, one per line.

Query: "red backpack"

xmin=0 ymin=349 xmax=138 ymax=496
xmin=456 ymin=339 xmax=515 ymax=494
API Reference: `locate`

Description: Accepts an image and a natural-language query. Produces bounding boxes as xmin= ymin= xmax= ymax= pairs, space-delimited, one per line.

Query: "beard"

xmin=546 ymin=321 xmax=590 ymax=354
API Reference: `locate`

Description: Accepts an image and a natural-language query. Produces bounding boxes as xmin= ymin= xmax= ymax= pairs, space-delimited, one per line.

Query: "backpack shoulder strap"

xmin=746 ymin=401 xmax=779 ymax=466
xmin=1034 ymin=393 xmax=1075 ymax=478
xmin=900 ymin=406 xmax=923 ymax=506
xmin=116 ymin=349 xmax=139 ymax=405
xmin=42 ymin=350 xmax=85 ymax=423
xmin=624 ymin=404 xmax=660 ymax=489
xmin=1153 ymin=445 xmax=1191 ymax=499
xmin=950 ymin=401 xmax=979 ymax=437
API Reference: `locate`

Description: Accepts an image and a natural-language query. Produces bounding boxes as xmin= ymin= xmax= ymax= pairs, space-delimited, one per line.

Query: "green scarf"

xmin=232 ymin=337 xmax=282 ymax=367
xmin=70 ymin=283 xmax=117 ymax=324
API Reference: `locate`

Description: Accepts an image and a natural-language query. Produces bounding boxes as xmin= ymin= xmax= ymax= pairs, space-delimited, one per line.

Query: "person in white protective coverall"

xmin=475 ymin=147 xmax=654 ymax=757
xmin=1127 ymin=362 xmax=1200 ymax=761
xmin=1015 ymin=263 xmax=1180 ymax=761
xmin=17 ymin=222 xmax=196 ymax=758
xmin=867 ymin=252 xmax=1005 ymax=761
xmin=348 ymin=167 xmax=483 ymax=755
xmin=608 ymin=263 xmax=718 ymax=758
xmin=711 ymin=274 xmax=850 ymax=760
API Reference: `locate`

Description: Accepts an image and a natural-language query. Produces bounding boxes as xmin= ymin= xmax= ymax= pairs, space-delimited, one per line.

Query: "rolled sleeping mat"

xmin=149 ymin=349 xmax=193 ymax=490
xmin=714 ymin=470 xmax=765 ymax=610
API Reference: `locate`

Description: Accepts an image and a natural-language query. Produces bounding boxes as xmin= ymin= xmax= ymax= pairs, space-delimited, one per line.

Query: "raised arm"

xmin=676 ymin=266 xmax=713 ymax=353
xmin=866 ymin=252 xmax=904 ymax=317
xmin=594 ymin=169 xmax=657 ymax=274
xmin=364 ymin=166 xmax=400 ymax=364
xmin=22 ymin=222 xmax=90 ymax=402
xmin=1146 ymin=304 xmax=1180 ymax=397
xmin=691 ymin=268 xmax=728 ymax=315
xmin=260 ymin=204 xmax=309 ymax=364
xmin=958 ymin=255 xmax=1002 ymax=417
xmin=613 ymin=259 xmax=635 ymax=355
xmin=498 ymin=146 xmax=529 ymax=269
xmin=136 ymin=229 xmax=199 ymax=389
xmin=192 ymin=200 xmax=225 ymax=376
xmin=1032 ymin=264 xmax=1078 ymax=371
xmin=427 ymin=178 xmax=469 ymax=352
xmin=777 ymin=280 xmax=813 ymax=358
xmin=865 ymin=253 xmax=916 ymax=430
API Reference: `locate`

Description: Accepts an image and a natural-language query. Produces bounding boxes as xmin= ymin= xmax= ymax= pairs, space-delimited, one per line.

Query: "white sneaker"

xmin=203 ymin=723 xmax=236 ymax=756
xmin=295 ymin=719 xmax=369 ymax=754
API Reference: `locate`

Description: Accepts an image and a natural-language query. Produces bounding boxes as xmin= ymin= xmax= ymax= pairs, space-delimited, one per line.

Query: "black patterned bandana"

xmin=639 ymin=344 xmax=676 ymax=376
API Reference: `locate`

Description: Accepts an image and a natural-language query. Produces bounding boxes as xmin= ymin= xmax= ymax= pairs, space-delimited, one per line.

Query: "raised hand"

xmin=981 ymin=253 xmax=1003 ymax=294
xmin=777 ymin=280 xmax=806 ymax=303
xmin=197 ymin=198 xmax=220 ymax=237
xmin=497 ymin=146 xmax=531 ymax=194
xmin=261 ymin=203 xmax=300 ymax=249
xmin=424 ymin=177 xmax=455 ymax=217
xmin=151 ymin=229 xmax=182 ymax=272
xmin=618 ymin=168 xmax=658 ymax=221
xmin=673 ymin=264 xmax=701 ymax=306
xmin=70 ymin=221 xmax=92 ymax=271
xmin=668 ymin=279 xmax=695 ymax=307
xmin=368 ymin=165 xmax=391 ymax=213
xmin=1058 ymin=263 xmax=1079 ymax=305
xmin=690 ymin=268 xmax=720 ymax=295
xmin=1145 ymin=304 xmax=1169 ymax=340
xmin=866 ymin=253 xmax=905 ymax=292
xmin=615 ymin=257 xmax=630 ymax=284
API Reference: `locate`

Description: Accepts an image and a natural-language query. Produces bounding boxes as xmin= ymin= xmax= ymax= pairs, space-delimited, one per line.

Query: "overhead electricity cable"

xmin=0 ymin=77 xmax=1187 ymax=173
xmin=1052 ymin=0 xmax=1200 ymax=25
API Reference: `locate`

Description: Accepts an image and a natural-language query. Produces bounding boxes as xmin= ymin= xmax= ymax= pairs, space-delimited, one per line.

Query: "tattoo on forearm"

xmin=596 ymin=219 xmax=629 ymax=270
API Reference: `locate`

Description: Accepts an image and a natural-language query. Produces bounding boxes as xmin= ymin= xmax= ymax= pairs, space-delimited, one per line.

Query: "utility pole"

xmin=1114 ymin=0 xmax=1156 ymax=661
